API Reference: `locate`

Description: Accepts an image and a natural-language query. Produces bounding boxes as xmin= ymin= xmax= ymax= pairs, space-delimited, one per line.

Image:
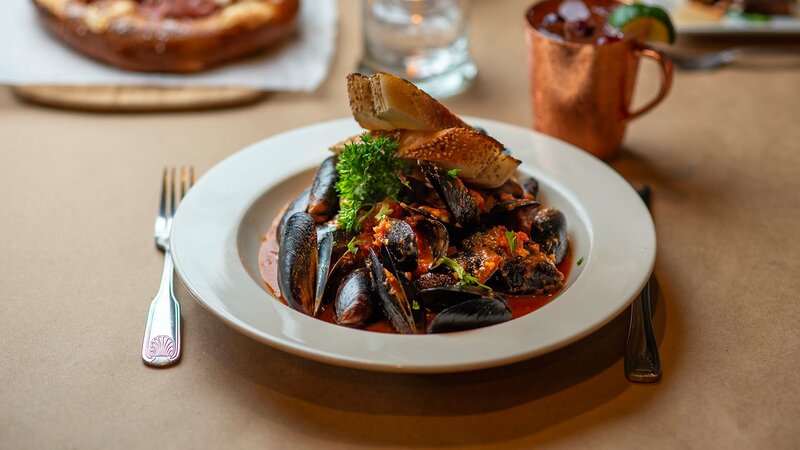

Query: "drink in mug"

xmin=525 ymin=0 xmax=673 ymax=159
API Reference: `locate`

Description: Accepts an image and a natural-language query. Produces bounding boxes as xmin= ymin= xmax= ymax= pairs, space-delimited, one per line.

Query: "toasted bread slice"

xmin=331 ymin=129 xmax=520 ymax=188
xmin=348 ymin=73 xmax=470 ymax=131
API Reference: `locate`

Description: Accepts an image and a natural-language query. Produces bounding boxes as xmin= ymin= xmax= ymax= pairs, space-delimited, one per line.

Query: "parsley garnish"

xmin=505 ymin=231 xmax=518 ymax=253
xmin=447 ymin=168 xmax=462 ymax=179
xmin=374 ymin=203 xmax=393 ymax=222
xmin=577 ymin=257 xmax=584 ymax=266
xmin=335 ymin=133 xmax=404 ymax=232
xmin=436 ymin=256 xmax=492 ymax=290
xmin=412 ymin=300 xmax=421 ymax=311
xmin=346 ymin=236 xmax=362 ymax=255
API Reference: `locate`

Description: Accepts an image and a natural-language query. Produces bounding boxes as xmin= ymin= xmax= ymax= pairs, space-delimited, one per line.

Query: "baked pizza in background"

xmin=31 ymin=0 xmax=300 ymax=72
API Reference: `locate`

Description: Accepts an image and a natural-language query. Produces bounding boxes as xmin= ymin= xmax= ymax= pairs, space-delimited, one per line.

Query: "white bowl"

xmin=171 ymin=117 xmax=655 ymax=373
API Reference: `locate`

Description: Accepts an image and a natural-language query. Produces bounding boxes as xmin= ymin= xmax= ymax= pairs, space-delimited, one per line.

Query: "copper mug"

xmin=524 ymin=0 xmax=673 ymax=159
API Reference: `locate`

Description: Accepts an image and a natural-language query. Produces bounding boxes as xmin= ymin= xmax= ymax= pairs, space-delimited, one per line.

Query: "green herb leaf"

xmin=577 ymin=257 xmax=585 ymax=266
xmin=436 ymin=256 xmax=492 ymax=290
xmin=347 ymin=236 xmax=362 ymax=255
xmin=505 ymin=231 xmax=518 ymax=253
xmin=374 ymin=203 xmax=393 ymax=222
xmin=335 ymin=133 xmax=404 ymax=232
xmin=412 ymin=300 xmax=421 ymax=311
xmin=447 ymin=168 xmax=462 ymax=179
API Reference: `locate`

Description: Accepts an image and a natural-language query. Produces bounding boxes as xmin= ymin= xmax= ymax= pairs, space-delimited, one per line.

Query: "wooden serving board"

xmin=13 ymin=85 xmax=267 ymax=112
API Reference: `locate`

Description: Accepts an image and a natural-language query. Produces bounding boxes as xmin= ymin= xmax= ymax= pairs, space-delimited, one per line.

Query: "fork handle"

xmin=625 ymin=277 xmax=661 ymax=382
xmin=141 ymin=250 xmax=181 ymax=367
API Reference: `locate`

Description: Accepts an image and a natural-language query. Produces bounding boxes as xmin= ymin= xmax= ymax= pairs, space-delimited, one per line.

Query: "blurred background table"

xmin=1 ymin=0 xmax=799 ymax=448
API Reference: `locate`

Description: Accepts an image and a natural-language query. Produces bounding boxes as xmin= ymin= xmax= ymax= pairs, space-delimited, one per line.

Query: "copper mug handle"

xmin=624 ymin=44 xmax=674 ymax=123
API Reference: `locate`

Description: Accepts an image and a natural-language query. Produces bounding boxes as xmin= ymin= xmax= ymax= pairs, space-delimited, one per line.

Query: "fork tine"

xmin=169 ymin=167 xmax=176 ymax=219
xmin=159 ymin=167 xmax=168 ymax=220
xmin=189 ymin=166 xmax=195 ymax=187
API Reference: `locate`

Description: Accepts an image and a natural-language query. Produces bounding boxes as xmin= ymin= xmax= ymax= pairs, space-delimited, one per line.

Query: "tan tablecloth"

xmin=1 ymin=1 xmax=799 ymax=448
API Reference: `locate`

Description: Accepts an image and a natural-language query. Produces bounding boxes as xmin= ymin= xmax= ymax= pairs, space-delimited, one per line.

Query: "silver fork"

xmin=141 ymin=167 xmax=194 ymax=367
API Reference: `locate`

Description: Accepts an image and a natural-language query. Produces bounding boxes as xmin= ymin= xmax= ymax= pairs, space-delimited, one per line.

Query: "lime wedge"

xmin=608 ymin=4 xmax=676 ymax=44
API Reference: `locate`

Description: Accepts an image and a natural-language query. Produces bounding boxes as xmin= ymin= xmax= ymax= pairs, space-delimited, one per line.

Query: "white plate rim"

xmin=171 ymin=117 xmax=656 ymax=373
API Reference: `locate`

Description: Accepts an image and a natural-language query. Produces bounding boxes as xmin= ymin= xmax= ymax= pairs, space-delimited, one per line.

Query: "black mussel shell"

xmin=307 ymin=156 xmax=339 ymax=223
xmin=400 ymin=203 xmax=453 ymax=225
xmin=277 ymin=188 xmax=310 ymax=245
xmin=323 ymin=249 xmax=365 ymax=303
xmin=489 ymin=198 xmax=539 ymax=214
xmin=335 ymin=268 xmax=376 ymax=327
xmin=418 ymin=285 xmax=505 ymax=313
xmin=313 ymin=225 xmax=337 ymax=316
xmin=384 ymin=220 xmax=418 ymax=273
xmin=366 ymin=247 xmax=417 ymax=334
xmin=419 ymin=161 xmax=479 ymax=228
xmin=413 ymin=218 xmax=449 ymax=270
xmin=489 ymin=252 xmax=564 ymax=295
xmin=492 ymin=178 xmax=525 ymax=198
xmin=520 ymin=177 xmax=539 ymax=200
xmin=428 ymin=297 xmax=512 ymax=333
xmin=529 ymin=208 xmax=568 ymax=264
xmin=278 ymin=212 xmax=317 ymax=315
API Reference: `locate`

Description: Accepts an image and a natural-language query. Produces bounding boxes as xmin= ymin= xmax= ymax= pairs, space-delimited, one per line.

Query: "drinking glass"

xmin=359 ymin=0 xmax=477 ymax=98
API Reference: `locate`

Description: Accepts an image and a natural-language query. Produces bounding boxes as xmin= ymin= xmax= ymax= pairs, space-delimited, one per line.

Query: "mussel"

xmin=399 ymin=203 xmax=453 ymax=225
xmin=529 ymin=207 xmax=568 ymax=264
xmin=428 ymin=297 xmax=511 ymax=333
xmin=314 ymin=225 xmax=337 ymax=315
xmin=489 ymin=251 xmax=564 ymax=295
xmin=307 ymin=156 xmax=339 ymax=223
xmin=277 ymin=188 xmax=310 ymax=245
xmin=492 ymin=178 xmax=525 ymax=199
xmin=335 ymin=268 xmax=376 ymax=327
xmin=323 ymin=248 xmax=364 ymax=303
xmin=419 ymin=161 xmax=479 ymax=227
xmin=384 ymin=217 xmax=449 ymax=273
xmin=366 ymin=247 xmax=417 ymax=334
xmin=278 ymin=213 xmax=345 ymax=316
xmin=489 ymin=198 xmax=539 ymax=215
xmin=418 ymin=285 xmax=499 ymax=312
xmin=278 ymin=212 xmax=317 ymax=315
xmin=384 ymin=220 xmax=418 ymax=272
xmin=520 ymin=176 xmax=539 ymax=200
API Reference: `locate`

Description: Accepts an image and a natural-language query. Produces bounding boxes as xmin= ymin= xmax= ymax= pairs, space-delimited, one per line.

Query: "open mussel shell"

xmin=489 ymin=198 xmax=539 ymax=215
xmin=427 ymin=297 xmax=512 ymax=333
xmin=366 ymin=247 xmax=417 ymax=334
xmin=385 ymin=217 xmax=450 ymax=273
xmin=520 ymin=176 xmax=539 ymax=200
xmin=335 ymin=268 xmax=376 ymax=327
xmin=307 ymin=155 xmax=339 ymax=224
xmin=323 ymin=248 xmax=365 ymax=303
xmin=529 ymin=207 xmax=568 ymax=264
xmin=419 ymin=161 xmax=479 ymax=228
xmin=313 ymin=225 xmax=337 ymax=316
xmin=492 ymin=178 xmax=525 ymax=198
xmin=278 ymin=212 xmax=317 ymax=315
xmin=399 ymin=202 xmax=453 ymax=226
xmin=415 ymin=218 xmax=449 ymax=270
xmin=418 ymin=285 xmax=504 ymax=313
xmin=385 ymin=220 xmax=418 ymax=273
xmin=277 ymin=188 xmax=310 ymax=245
